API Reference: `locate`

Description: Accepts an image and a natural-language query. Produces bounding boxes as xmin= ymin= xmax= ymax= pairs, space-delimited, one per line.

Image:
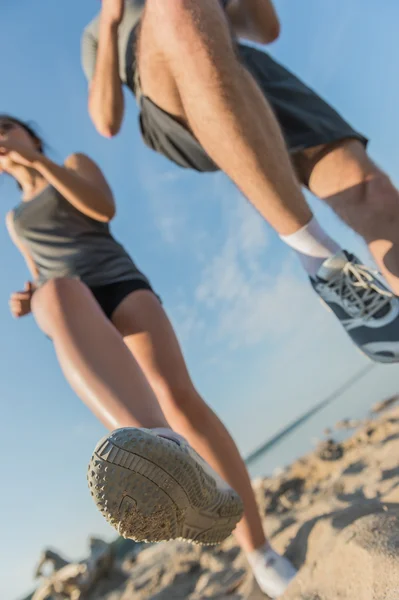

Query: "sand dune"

xmin=29 ymin=401 xmax=399 ymax=599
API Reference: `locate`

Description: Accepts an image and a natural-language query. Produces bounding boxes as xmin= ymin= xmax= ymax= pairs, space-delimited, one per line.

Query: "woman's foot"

xmin=247 ymin=543 xmax=297 ymax=598
xmin=88 ymin=427 xmax=244 ymax=545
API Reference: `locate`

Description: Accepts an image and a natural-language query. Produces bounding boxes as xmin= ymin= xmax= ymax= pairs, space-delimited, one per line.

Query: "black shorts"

xmin=137 ymin=44 xmax=367 ymax=173
xmin=90 ymin=278 xmax=157 ymax=320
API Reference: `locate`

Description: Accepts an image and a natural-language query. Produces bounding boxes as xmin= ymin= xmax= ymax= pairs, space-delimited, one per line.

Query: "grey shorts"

xmin=136 ymin=43 xmax=367 ymax=174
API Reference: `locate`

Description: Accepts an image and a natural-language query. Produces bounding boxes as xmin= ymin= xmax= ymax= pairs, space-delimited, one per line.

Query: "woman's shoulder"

xmin=64 ymin=153 xmax=101 ymax=173
xmin=64 ymin=154 xmax=113 ymax=199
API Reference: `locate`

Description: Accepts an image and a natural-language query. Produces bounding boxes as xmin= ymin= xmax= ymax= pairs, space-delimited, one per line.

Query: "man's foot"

xmin=311 ymin=250 xmax=399 ymax=363
xmin=88 ymin=428 xmax=244 ymax=545
xmin=247 ymin=544 xmax=297 ymax=598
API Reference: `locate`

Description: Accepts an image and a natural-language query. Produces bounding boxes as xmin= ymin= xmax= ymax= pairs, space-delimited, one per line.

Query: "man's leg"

xmin=297 ymin=139 xmax=399 ymax=294
xmin=138 ymin=0 xmax=344 ymax=276
xmin=137 ymin=2 xmax=399 ymax=362
xmin=139 ymin=0 xmax=312 ymax=234
xmin=288 ymin=139 xmax=399 ymax=363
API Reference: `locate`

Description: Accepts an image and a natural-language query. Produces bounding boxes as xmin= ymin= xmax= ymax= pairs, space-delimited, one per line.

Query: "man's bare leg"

xmin=297 ymin=139 xmax=399 ymax=294
xmin=139 ymin=0 xmax=312 ymax=235
xmin=137 ymin=1 xmax=399 ymax=339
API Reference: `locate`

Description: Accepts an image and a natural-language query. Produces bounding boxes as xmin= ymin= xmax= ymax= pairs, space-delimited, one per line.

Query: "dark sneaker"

xmin=311 ymin=251 xmax=399 ymax=363
xmin=88 ymin=428 xmax=244 ymax=546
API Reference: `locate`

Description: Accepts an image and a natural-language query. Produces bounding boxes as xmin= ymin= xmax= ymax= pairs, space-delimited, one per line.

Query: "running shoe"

xmin=88 ymin=428 xmax=244 ymax=545
xmin=311 ymin=250 xmax=399 ymax=363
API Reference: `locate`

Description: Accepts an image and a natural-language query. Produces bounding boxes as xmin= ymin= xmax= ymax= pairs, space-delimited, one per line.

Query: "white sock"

xmin=247 ymin=543 xmax=297 ymax=598
xmin=280 ymin=217 xmax=341 ymax=277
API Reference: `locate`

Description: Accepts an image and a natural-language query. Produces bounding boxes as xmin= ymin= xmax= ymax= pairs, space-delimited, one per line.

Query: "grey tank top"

xmin=12 ymin=186 xmax=148 ymax=288
xmin=82 ymin=0 xmax=145 ymax=87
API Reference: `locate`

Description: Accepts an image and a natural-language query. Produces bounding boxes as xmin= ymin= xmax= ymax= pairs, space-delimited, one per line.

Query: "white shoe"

xmin=88 ymin=427 xmax=244 ymax=545
xmin=248 ymin=545 xmax=297 ymax=598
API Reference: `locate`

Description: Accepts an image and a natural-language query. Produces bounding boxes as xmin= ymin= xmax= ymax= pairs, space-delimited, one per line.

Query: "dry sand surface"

xmin=32 ymin=400 xmax=399 ymax=599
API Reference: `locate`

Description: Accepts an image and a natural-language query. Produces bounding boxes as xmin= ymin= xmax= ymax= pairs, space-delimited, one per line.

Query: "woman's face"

xmin=0 ymin=119 xmax=37 ymax=150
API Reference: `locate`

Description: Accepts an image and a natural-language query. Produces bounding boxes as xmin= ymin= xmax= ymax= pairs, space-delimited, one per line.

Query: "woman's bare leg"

xmin=111 ymin=289 xmax=266 ymax=553
xmin=32 ymin=279 xmax=294 ymax=593
xmin=31 ymin=278 xmax=169 ymax=430
xmin=32 ymin=278 xmax=244 ymax=550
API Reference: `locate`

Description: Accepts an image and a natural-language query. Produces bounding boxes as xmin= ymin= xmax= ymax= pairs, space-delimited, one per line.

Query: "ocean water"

xmin=247 ymin=363 xmax=399 ymax=479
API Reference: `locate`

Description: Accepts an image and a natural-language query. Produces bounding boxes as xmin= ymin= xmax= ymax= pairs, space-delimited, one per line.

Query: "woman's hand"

xmin=0 ymin=138 xmax=42 ymax=173
xmin=101 ymin=0 xmax=125 ymax=27
xmin=9 ymin=282 xmax=35 ymax=318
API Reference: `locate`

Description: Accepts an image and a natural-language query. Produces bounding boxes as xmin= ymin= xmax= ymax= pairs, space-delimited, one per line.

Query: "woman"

xmin=1 ymin=115 xmax=296 ymax=598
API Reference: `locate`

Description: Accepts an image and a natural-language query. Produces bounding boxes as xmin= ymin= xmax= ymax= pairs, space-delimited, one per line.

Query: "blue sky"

xmin=1 ymin=1 xmax=399 ymax=598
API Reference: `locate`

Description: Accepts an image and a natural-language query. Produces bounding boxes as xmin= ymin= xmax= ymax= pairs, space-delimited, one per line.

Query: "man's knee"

xmin=145 ymin=0 xmax=230 ymax=50
xmin=145 ymin=0 xmax=195 ymax=30
xmin=146 ymin=0 xmax=220 ymax=21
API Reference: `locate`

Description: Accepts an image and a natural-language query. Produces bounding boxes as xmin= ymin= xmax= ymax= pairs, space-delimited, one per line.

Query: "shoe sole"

xmin=88 ymin=429 xmax=244 ymax=546
xmin=318 ymin=297 xmax=399 ymax=364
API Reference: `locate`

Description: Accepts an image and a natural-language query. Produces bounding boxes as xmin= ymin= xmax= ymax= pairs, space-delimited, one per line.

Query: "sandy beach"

xmin=29 ymin=398 xmax=399 ymax=600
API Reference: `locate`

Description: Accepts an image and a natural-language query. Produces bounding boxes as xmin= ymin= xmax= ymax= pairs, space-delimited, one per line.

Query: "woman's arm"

xmin=87 ymin=1 xmax=126 ymax=138
xmin=0 ymin=138 xmax=116 ymax=222
xmin=33 ymin=153 xmax=116 ymax=222
xmin=226 ymin=0 xmax=281 ymax=44
xmin=6 ymin=211 xmax=39 ymax=281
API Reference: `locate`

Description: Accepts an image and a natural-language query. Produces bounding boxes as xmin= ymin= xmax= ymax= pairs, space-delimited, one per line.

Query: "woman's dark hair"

xmin=0 ymin=114 xmax=45 ymax=153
